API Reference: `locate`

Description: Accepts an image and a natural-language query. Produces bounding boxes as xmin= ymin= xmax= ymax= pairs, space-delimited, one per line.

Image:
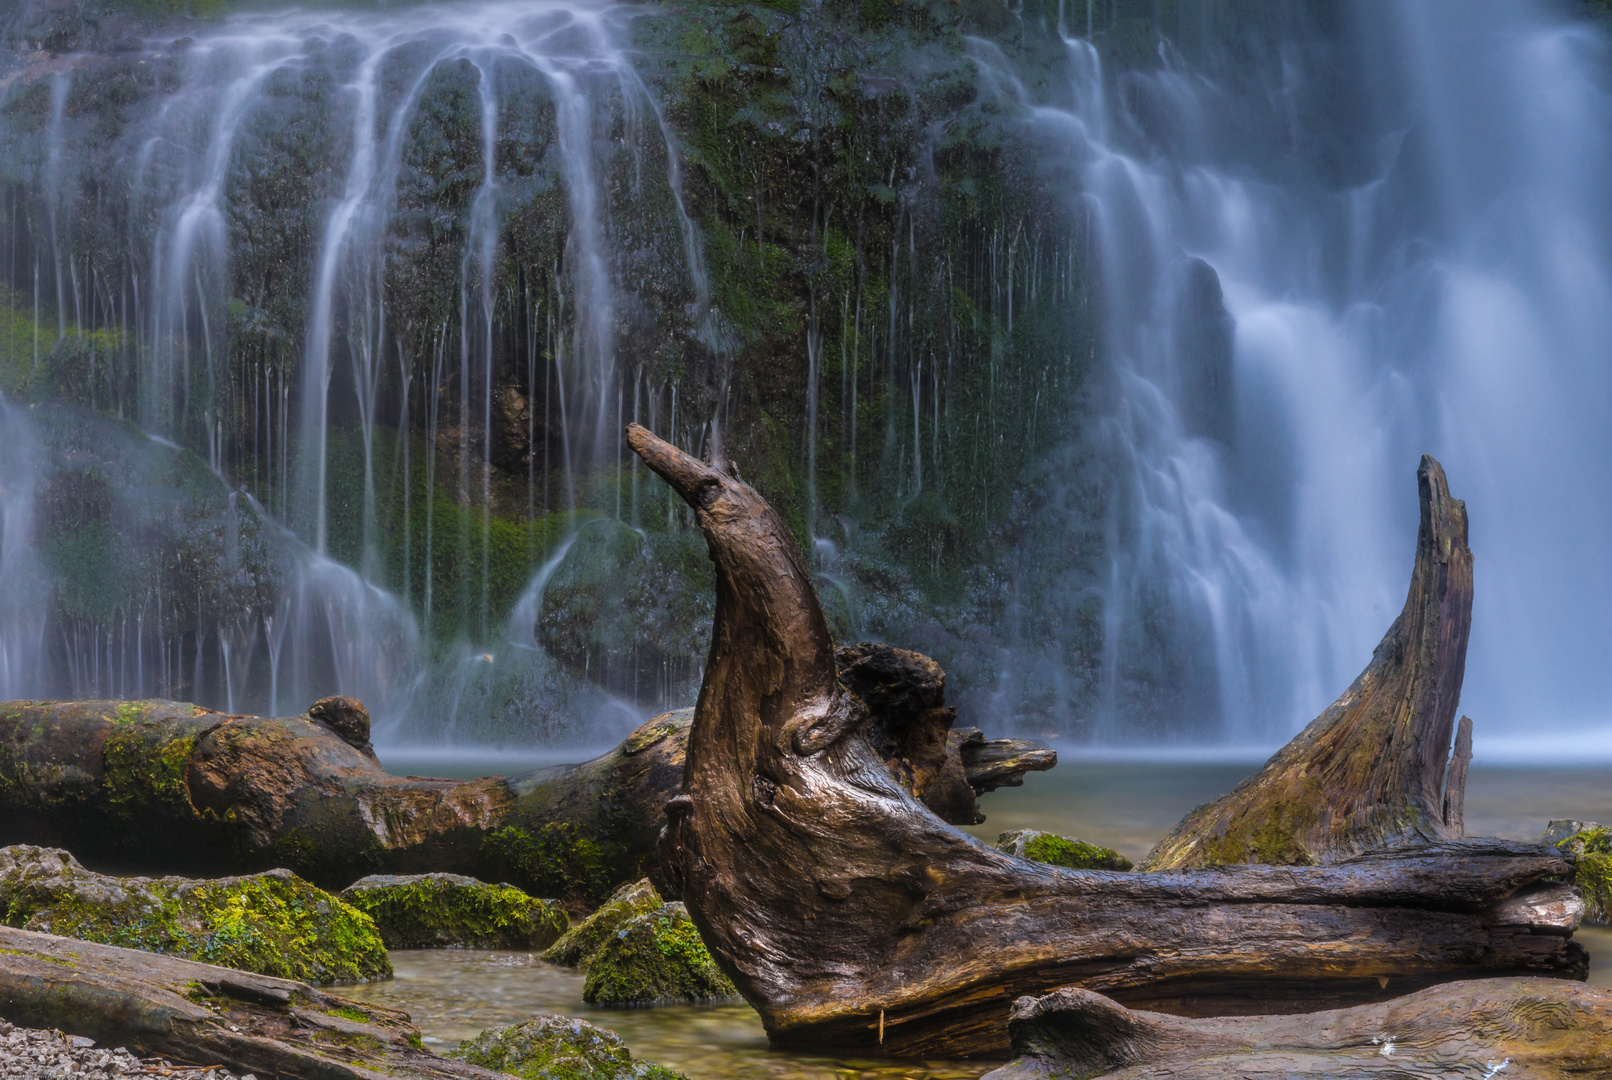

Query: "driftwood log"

xmin=1145 ymin=457 xmax=1478 ymax=869
xmin=0 ymin=925 xmax=498 ymax=1079
xmin=983 ymin=978 xmax=1612 ymax=1079
xmin=0 ymin=657 xmax=1045 ymax=908
xmin=628 ymin=423 xmax=1586 ymax=1058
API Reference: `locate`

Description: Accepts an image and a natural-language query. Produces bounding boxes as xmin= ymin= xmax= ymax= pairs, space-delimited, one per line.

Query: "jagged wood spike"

xmin=627 ymin=426 xmax=1582 ymax=1058
xmin=1145 ymin=455 xmax=1474 ymax=870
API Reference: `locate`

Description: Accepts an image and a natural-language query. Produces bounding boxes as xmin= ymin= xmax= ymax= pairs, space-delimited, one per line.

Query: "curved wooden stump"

xmin=628 ymin=424 xmax=1584 ymax=1058
xmin=983 ymin=979 xmax=1612 ymax=1079
xmin=1147 ymin=455 xmax=1477 ymax=870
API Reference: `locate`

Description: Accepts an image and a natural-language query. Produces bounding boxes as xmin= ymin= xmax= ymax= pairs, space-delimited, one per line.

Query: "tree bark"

xmin=0 ymin=925 xmax=500 ymax=1079
xmin=1145 ymin=456 xmax=1475 ymax=870
xmin=0 ymin=679 xmax=1043 ymax=910
xmin=628 ymin=425 xmax=1585 ymax=1059
xmin=982 ymin=977 xmax=1612 ymax=1080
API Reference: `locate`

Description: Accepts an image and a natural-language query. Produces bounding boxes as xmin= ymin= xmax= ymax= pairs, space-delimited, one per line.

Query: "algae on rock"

xmin=448 ymin=1014 xmax=689 ymax=1080
xmin=0 ymin=845 xmax=391 ymax=983
xmin=582 ymin=901 xmax=739 ymax=1007
xmin=995 ymin=829 xmax=1133 ymax=871
xmin=341 ymin=872 xmax=567 ymax=949
xmin=543 ymin=878 xmax=664 ymax=968
xmin=1545 ymin=819 xmax=1610 ymax=924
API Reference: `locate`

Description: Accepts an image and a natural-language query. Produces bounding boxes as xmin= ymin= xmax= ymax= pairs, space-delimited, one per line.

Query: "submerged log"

xmin=628 ymin=424 xmax=1585 ymax=1058
xmin=1146 ymin=456 xmax=1477 ymax=870
xmin=983 ymin=978 xmax=1612 ymax=1080
xmin=0 ymin=671 xmax=1044 ymax=908
xmin=0 ymin=925 xmax=498 ymax=1079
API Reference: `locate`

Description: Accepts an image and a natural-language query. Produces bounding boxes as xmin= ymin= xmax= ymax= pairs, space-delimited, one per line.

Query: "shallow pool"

xmin=346 ymin=758 xmax=1612 ymax=1078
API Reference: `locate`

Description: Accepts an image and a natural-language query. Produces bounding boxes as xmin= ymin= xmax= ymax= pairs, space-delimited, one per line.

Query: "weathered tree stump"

xmin=983 ymin=978 xmax=1612 ymax=1079
xmin=627 ymin=424 xmax=1585 ymax=1058
xmin=1146 ymin=457 xmax=1479 ymax=870
xmin=0 ymin=925 xmax=499 ymax=1079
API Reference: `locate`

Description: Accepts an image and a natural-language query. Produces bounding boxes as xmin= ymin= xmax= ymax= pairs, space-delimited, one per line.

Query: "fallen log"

xmin=1145 ymin=457 xmax=1477 ymax=870
xmin=982 ymin=978 xmax=1612 ymax=1079
xmin=627 ymin=423 xmax=1585 ymax=1058
xmin=0 ymin=664 xmax=1045 ymax=909
xmin=0 ymin=925 xmax=500 ymax=1079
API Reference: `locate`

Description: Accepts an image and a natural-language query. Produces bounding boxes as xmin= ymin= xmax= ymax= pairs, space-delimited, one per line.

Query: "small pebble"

xmin=0 ymin=1016 xmax=247 ymax=1079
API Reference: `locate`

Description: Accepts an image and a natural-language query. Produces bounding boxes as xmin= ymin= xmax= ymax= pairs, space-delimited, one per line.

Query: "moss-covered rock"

xmin=1545 ymin=819 xmax=1610 ymax=924
xmin=340 ymin=872 xmax=567 ymax=950
xmin=448 ymin=1013 xmax=688 ymax=1080
xmin=542 ymin=878 xmax=663 ymax=968
xmin=996 ymin=829 xmax=1133 ymax=871
xmin=582 ymin=901 xmax=739 ymax=1007
xmin=0 ymin=845 xmax=390 ymax=983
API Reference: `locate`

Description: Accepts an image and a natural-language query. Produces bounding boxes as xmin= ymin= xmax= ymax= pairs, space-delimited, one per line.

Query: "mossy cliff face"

xmin=449 ymin=1014 xmax=688 ymax=1080
xmin=0 ymin=0 xmax=1121 ymax=734
xmin=0 ymin=844 xmax=390 ymax=983
xmin=340 ymin=872 xmax=567 ymax=950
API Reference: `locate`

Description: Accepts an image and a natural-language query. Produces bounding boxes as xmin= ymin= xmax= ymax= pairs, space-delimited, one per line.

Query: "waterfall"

xmin=984 ymin=0 xmax=1612 ymax=744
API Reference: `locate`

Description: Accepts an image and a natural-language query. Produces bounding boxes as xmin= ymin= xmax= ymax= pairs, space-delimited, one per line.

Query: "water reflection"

xmin=341 ymin=950 xmax=994 ymax=1080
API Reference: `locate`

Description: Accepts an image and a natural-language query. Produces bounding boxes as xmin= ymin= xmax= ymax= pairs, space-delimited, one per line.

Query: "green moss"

xmin=0 ymin=846 xmax=391 ymax=984
xmin=998 ymin=829 xmax=1133 ymax=871
xmin=340 ymin=873 xmax=568 ymax=950
xmin=483 ymin=823 xmax=617 ymax=908
xmin=100 ymin=710 xmax=199 ymax=827
xmin=1017 ymin=833 xmax=1133 ymax=872
xmin=582 ymin=902 xmax=738 ymax=1007
xmin=449 ymin=1013 xmax=689 ymax=1080
xmin=543 ymin=879 xmax=663 ymax=969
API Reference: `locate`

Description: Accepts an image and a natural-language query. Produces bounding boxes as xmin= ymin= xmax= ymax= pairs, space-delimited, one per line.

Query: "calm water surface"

xmin=353 ymin=755 xmax=1612 ymax=1078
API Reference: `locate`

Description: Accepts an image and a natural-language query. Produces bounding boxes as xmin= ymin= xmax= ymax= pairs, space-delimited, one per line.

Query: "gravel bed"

xmin=0 ymin=1019 xmax=252 ymax=1079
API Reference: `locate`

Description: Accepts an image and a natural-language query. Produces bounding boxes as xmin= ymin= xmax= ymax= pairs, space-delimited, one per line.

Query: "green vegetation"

xmin=340 ymin=873 xmax=568 ymax=950
xmin=482 ymin=822 xmax=620 ymax=911
xmin=0 ymin=845 xmax=391 ymax=983
xmin=449 ymin=1013 xmax=689 ymax=1080
xmin=582 ymin=902 xmax=738 ymax=1007
xmin=1558 ymin=825 xmax=1612 ymax=924
xmin=543 ymin=879 xmax=663 ymax=969
xmin=997 ymin=829 xmax=1133 ymax=871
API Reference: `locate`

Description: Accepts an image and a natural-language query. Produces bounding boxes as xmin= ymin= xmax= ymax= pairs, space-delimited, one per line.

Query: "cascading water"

xmin=0 ymin=0 xmax=718 ymax=742
xmin=5 ymin=0 xmax=1611 ymax=751
xmin=975 ymin=0 xmax=1612 ymax=747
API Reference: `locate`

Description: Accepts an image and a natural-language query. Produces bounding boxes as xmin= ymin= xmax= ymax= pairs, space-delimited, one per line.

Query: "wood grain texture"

xmin=0 ymin=925 xmax=500 ymax=1079
xmin=983 ymin=978 xmax=1612 ymax=1079
xmin=1146 ymin=456 xmax=1476 ymax=870
xmin=629 ymin=426 xmax=1585 ymax=1058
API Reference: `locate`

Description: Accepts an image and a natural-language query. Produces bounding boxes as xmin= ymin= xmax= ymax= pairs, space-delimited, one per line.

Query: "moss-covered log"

xmin=629 ymin=425 xmax=1586 ymax=1058
xmin=0 ymin=925 xmax=501 ymax=1079
xmin=0 ymin=661 xmax=1047 ymax=907
xmin=983 ymin=979 xmax=1612 ymax=1080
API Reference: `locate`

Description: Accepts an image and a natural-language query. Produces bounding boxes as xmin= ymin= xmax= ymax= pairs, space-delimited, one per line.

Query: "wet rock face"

xmin=0 ymin=844 xmax=391 ymax=984
xmin=448 ymin=1013 xmax=688 ymax=1080
xmin=340 ymin=872 xmax=567 ymax=950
